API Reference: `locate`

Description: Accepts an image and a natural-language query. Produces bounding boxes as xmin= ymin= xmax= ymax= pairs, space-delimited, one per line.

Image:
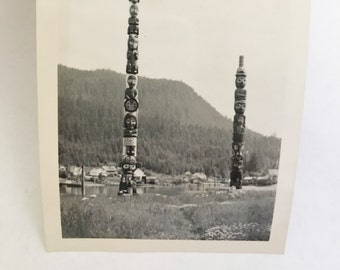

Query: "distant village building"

xmin=59 ymin=165 xmax=67 ymax=178
xmin=181 ymin=171 xmax=192 ymax=183
xmin=268 ymin=169 xmax=279 ymax=181
xmin=89 ymin=168 xmax=108 ymax=177
xmin=68 ymin=166 xmax=82 ymax=176
xmin=145 ymin=176 xmax=159 ymax=185
xmin=133 ymin=168 xmax=146 ymax=182
xmin=190 ymin=172 xmax=207 ymax=183
xmin=102 ymin=165 xmax=117 ymax=173
xmin=102 ymin=165 xmax=118 ymax=176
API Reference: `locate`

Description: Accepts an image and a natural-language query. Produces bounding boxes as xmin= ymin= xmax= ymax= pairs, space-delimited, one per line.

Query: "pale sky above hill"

xmin=58 ymin=0 xmax=291 ymax=137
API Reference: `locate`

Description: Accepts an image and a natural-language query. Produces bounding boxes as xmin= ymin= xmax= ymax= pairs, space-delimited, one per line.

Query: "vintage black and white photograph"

xmin=36 ymin=0 xmax=310 ymax=251
xmin=57 ymin=0 xmax=285 ymax=241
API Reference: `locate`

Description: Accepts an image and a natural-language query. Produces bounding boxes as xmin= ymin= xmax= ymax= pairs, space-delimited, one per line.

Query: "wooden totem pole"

xmin=118 ymin=0 xmax=140 ymax=195
xmin=230 ymin=56 xmax=247 ymax=189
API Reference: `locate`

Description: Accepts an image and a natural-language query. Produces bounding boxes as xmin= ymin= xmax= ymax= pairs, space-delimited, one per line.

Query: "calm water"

xmin=59 ymin=183 xmax=229 ymax=197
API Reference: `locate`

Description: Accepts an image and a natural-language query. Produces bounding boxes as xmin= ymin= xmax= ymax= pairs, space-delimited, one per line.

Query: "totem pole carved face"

xmin=121 ymin=156 xmax=137 ymax=173
xmin=124 ymin=114 xmax=137 ymax=129
xmin=128 ymin=16 xmax=139 ymax=25
xmin=126 ymin=146 xmax=136 ymax=156
xmin=124 ymin=98 xmax=139 ymax=112
xmin=234 ymin=154 xmax=243 ymax=162
xmin=233 ymin=149 xmax=241 ymax=157
xmin=233 ymin=142 xmax=244 ymax=152
xmin=128 ymin=35 xmax=138 ymax=50
xmin=236 ymin=126 xmax=245 ymax=135
xmin=235 ymin=100 xmax=246 ymax=114
xmin=123 ymin=128 xmax=138 ymax=137
xmin=130 ymin=4 xmax=139 ymax=17
xmin=127 ymin=75 xmax=137 ymax=88
xmin=234 ymin=114 xmax=245 ymax=126
xmin=235 ymin=76 xmax=246 ymax=88
xmin=232 ymin=143 xmax=244 ymax=156
xmin=232 ymin=156 xmax=243 ymax=169
xmin=126 ymin=62 xmax=139 ymax=74
xmin=125 ymin=88 xmax=137 ymax=99
xmin=128 ymin=25 xmax=139 ymax=35
xmin=235 ymin=88 xmax=247 ymax=101
xmin=127 ymin=49 xmax=138 ymax=61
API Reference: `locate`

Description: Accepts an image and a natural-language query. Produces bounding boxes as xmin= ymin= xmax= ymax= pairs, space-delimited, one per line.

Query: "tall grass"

xmin=60 ymin=188 xmax=276 ymax=240
xmin=181 ymin=190 xmax=275 ymax=240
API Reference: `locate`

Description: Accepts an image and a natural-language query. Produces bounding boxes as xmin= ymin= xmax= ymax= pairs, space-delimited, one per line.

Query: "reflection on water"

xmin=60 ymin=185 xmax=118 ymax=196
xmin=59 ymin=183 xmax=230 ymax=196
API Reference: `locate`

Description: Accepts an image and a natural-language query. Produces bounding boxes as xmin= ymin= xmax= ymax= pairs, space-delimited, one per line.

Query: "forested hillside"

xmin=58 ymin=65 xmax=281 ymax=177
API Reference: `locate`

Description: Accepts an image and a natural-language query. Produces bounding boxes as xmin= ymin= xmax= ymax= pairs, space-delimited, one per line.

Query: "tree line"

xmin=58 ymin=65 xmax=281 ymax=177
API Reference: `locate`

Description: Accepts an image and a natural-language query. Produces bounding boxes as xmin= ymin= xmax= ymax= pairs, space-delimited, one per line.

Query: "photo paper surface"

xmin=37 ymin=0 xmax=310 ymax=253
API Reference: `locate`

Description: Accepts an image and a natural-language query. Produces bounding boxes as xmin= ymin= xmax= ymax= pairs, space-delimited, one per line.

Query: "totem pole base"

xmin=230 ymin=181 xmax=242 ymax=189
xmin=118 ymin=176 xmax=130 ymax=195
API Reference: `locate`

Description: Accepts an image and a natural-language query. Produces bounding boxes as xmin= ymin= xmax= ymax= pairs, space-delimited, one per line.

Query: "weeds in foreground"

xmin=202 ymin=223 xmax=271 ymax=241
xmin=60 ymin=188 xmax=276 ymax=240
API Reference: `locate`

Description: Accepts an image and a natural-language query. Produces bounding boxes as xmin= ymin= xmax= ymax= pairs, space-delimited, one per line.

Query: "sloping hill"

xmin=58 ymin=65 xmax=280 ymax=176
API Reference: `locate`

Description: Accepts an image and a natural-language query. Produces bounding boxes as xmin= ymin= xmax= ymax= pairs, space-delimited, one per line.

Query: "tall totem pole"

xmin=118 ymin=0 xmax=140 ymax=195
xmin=230 ymin=56 xmax=247 ymax=189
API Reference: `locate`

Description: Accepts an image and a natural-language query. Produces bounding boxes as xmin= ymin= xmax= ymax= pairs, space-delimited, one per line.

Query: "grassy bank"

xmin=60 ymin=187 xmax=276 ymax=240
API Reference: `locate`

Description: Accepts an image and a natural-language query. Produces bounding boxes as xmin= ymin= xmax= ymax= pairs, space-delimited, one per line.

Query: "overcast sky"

xmin=58 ymin=0 xmax=290 ymax=137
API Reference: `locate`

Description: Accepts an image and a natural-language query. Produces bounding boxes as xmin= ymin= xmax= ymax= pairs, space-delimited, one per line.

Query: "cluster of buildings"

xmin=59 ymin=164 xmax=145 ymax=183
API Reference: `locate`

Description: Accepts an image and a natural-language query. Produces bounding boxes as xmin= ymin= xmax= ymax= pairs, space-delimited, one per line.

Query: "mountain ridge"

xmin=58 ymin=65 xmax=281 ymax=176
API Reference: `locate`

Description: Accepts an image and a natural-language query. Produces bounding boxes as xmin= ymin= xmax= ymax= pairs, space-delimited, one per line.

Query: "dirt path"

xmin=166 ymin=200 xmax=233 ymax=209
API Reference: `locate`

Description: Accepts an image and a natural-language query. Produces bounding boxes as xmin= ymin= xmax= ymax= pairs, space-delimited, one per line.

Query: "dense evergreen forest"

xmin=58 ymin=65 xmax=281 ymax=177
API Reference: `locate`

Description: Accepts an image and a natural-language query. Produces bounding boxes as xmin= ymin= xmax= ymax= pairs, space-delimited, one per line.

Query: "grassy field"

xmin=60 ymin=186 xmax=276 ymax=240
